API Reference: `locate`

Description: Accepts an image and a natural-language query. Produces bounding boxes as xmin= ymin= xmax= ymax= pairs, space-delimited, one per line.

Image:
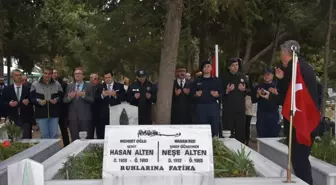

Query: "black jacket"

xmin=221 ymin=71 xmax=247 ymax=113
xmin=30 ymin=78 xmax=63 ymax=118
xmin=190 ymin=76 xmax=223 ymax=104
xmin=254 ymin=82 xmax=279 ymax=113
xmin=0 ymin=84 xmax=8 ymax=117
xmin=126 ymin=80 xmax=156 ymax=125
xmin=96 ymin=82 xmax=125 ymax=119
xmin=171 ymin=79 xmax=192 ymax=124
xmin=126 ymin=80 xmax=156 ymax=106
xmin=55 ymin=77 xmax=68 ymax=117
xmin=277 ymin=58 xmax=318 ymax=108
xmin=1 ymin=84 xmax=34 ymax=122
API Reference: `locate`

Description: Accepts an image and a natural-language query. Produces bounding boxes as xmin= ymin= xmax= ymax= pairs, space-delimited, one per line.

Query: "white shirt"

xmin=102 ymin=82 xmax=115 ymax=99
xmin=107 ymin=82 xmax=114 ymax=90
xmin=124 ymin=85 xmax=129 ymax=91
xmin=177 ymin=78 xmax=185 ymax=87
xmin=14 ymin=84 xmax=22 ymax=100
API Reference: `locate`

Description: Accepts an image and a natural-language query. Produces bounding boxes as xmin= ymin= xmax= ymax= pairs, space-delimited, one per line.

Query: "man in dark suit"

xmin=0 ymin=77 xmax=8 ymax=119
xmin=63 ymin=68 xmax=94 ymax=141
xmin=53 ymin=70 xmax=70 ymax=146
xmin=95 ymin=71 xmax=125 ymax=138
xmin=90 ymin=73 xmax=102 ymax=138
xmin=171 ymin=65 xmax=192 ymax=124
xmin=1 ymin=69 xmax=33 ymax=138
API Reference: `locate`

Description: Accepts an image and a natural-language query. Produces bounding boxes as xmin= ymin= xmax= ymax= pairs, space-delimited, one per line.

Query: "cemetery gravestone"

xmin=102 ymin=125 xmax=214 ymax=185
xmin=109 ymin=102 xmax=138 ymax=125
xmin=8 ymin=159 xmax=44 ymax=185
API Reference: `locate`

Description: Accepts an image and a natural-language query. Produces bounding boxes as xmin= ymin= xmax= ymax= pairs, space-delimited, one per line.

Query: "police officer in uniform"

xmin=127 ymin=70 xmax=156 ymax=125
xmin=191 ymin=60 xmax=223 ymax=136
xmin=221 ymin=58 xmax=247 ymax=143
xmin=254 ymin=68 xmax=280 ymax=138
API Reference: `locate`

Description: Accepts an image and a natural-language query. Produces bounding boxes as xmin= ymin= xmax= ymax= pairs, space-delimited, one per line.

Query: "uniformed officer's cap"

xmin=136 ymin=70 xmax=147 ymax=77
xmin=200 ymin=60 xmax=211 ymax=71
xmin=264 ymin=67 xmax=274 ymax=74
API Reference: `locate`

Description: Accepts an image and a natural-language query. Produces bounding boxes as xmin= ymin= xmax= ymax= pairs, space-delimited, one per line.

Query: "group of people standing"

xmin=0 ymin=40 xmax=319 ymax=185
xmin=171 ymin=40 xmax=319 ymax=185
xmin=0 ymin=67 xmax=158 ymax=146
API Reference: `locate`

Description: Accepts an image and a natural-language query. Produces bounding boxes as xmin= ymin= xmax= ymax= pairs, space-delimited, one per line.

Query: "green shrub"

xmin=58 ymin=138 xmax=256 ymax=179
xmin=279 ymin=133 xmax=336 ymax=165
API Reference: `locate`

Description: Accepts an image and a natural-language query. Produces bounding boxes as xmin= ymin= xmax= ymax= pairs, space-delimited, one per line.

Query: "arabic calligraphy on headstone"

xmin=119 ymin=108 xmax=129 ymax=125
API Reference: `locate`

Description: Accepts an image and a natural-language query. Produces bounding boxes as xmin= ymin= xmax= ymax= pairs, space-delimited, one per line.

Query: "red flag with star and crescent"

xmin=281 ymin=61 xmax=320 ymax=146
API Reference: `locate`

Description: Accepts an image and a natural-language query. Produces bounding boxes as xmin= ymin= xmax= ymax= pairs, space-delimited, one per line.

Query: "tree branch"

xmin=243 ymin=32 xmax=288 ymax=72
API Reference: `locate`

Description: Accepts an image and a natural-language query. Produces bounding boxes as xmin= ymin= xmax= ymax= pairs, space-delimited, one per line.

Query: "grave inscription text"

xmin=103 ymin=125 xmax=213 ymax=173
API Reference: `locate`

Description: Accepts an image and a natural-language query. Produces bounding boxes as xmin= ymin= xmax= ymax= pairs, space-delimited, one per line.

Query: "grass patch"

xmin=0 ymin=142 xmax=37 ymax=162
xmin=0 ymin=121 xmax=38 ymax=162
xmin=57 ymin=138 xmax=256 ymax=179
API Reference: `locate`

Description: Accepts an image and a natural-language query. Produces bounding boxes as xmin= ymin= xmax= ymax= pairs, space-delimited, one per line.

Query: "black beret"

xmin=227 ymin=58 xmax=240 ymax=66
xmin=200 ymin=60 xmax=211 ymax=71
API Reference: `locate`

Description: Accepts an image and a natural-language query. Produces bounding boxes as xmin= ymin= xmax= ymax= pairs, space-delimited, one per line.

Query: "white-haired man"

xmin=275 ymin=40 xmax=319 ymax=185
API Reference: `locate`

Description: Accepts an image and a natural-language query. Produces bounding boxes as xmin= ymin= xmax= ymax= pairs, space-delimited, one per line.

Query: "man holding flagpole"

xmin=270 ymin=40 xmax=320 ymax=185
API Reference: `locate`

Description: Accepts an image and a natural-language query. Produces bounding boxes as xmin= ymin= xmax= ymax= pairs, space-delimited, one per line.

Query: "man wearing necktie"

xmin=64 ymin=68 xmax=94 ymax=141
xmin=171 ymin=65 xmax=192 ymax=125
xmin=90 ymin=73 xmax=102 ymax=138
xmin=2 ymin=69 xmax=34 ymax=138
xmin=95 ymin=71 xmax=125 ymax=138
xmin=52 ymin=70 xmax=70 ymax=147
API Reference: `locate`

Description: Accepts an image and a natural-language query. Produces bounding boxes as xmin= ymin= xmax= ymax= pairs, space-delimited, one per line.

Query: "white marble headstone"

xmin=0 ymin=123 xmax=8 ymax=139
xmin=109 ymin=102 xmax=138 ymax=125
xmin=102 ymin=125 xmax=214 ymax=185
xmin=8 ymin=159 xmax=44 ymax=185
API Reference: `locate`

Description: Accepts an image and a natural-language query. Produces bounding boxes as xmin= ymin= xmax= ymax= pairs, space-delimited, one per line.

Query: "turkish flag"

xmin=212 ymin=55 xmax=216 ymax=77
xmin=281 ymin=61 xmax=320 ymax=146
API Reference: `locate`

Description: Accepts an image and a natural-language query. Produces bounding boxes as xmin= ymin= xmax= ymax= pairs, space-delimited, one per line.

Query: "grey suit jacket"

xmin=63 ymin=82 xmax=94 ymax=121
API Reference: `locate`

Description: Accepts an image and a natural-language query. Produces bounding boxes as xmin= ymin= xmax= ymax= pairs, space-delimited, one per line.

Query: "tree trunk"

xmin=236 ymin=32 xmax=242 ymax=57
xmin=155 ymin=0 xmax=184 ymax=124
xmin=0 ymin=0 xmax=4 ymax=77
xmin=6 ymin=56 xmax=10 ymax=85
xmin=0 ymin=20 xmax=4 ymax=78
xmin=321 ymin=0 xmax=334 ymax=117
xmin=186 ymin=0 xmax=192 ymax=72
xmin=242 ymin=35 xmax=253 ymax=65
xmin=269 ymin=20 xmax=281 ymax=67
xmin=198 ymin=6 xmax=208 ymax=67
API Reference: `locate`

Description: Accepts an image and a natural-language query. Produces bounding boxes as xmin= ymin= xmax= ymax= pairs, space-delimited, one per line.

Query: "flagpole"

xmin=215 ymin=45 xmax=219 ymax=77
xmin=286 ymin=45 xmax=298 ymax=183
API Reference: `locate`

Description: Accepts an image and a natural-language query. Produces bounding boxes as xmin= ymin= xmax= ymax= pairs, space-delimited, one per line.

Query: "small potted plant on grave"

xmin=0 ymin=120 xmax=37 ymax=162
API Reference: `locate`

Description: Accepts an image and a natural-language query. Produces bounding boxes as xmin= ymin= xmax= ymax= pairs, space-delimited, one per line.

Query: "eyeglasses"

xmin=75 ymin=73 xmax=83 ymax=75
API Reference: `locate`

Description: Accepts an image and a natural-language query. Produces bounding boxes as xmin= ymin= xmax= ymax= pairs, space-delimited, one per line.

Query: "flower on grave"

xmin=332 ymin=139 xmax=336 ymax=146
xmin=2 ymin=140 xmax=10 ymax=148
